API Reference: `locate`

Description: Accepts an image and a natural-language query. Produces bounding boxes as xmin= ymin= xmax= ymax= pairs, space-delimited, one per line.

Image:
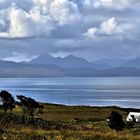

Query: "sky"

xmin=0 ymin=0 xmax=140 ymax=62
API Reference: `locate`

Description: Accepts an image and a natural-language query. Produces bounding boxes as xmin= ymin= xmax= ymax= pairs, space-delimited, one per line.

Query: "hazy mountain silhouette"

xmin=121 ymin=57 xmax=140 ymax=69
xmin=0 ymin=60 xmax=67 ymax=77
xmin=1 ymin=56 xmax=140 ymax=77
xmin=94 ymin=58 xmax=129 ymax=67
xmin=0 ymin=61 xmax=140 ymax=77
xmin=28 ymin=53 xmax=112 ymax=69
xmin=28 ymin=53 xmax=95 ymax=68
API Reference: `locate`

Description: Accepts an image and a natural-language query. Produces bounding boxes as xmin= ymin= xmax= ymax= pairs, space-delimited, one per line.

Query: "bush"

xmin=107 ymin=111 xmax=125 ymax=131
xmin=16 ymin=95 xmax=44 ymax=116
xmin=0 ymin=90 xmax=15 ymax=113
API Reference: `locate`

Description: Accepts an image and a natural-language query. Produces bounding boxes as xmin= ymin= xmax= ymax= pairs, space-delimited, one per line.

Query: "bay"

xmin=0 ymin=77 xmax=140 ymax=108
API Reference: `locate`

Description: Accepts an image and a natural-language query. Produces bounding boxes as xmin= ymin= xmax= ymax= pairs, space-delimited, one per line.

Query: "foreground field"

xmin=1 ymin=103 xmax=140 ymax=140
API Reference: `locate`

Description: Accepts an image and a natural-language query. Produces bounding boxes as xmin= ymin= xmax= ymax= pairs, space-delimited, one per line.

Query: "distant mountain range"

xmin=94 ymin=58 xmax=129 ymax=67
xmin=122 ymin=58 xmax=140 ymax=69
xmin=28 ymin=53 xmax=112 ymax=70
xmin=0 ymin=53 xmax=140 ymax=77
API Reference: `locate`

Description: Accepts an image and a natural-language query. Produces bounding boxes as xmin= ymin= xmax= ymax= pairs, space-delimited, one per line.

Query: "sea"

xmin=0 ymin=77 xmax=140 ymax=108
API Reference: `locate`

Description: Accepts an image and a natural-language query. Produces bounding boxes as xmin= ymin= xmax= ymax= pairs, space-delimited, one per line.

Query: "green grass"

xmin=1 ymin=103 xmax=140 ymax=140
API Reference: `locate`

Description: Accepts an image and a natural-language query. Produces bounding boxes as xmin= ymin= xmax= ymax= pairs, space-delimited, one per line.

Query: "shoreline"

xmin=39 ymin=101 xmax=140 ymax=109
xmin=42 ymin=102 xmax=140 ymax=112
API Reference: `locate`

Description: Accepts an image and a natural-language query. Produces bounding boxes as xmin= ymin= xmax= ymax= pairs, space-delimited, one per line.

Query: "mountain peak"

xmin=65 ymin=54 xmax=76 ymax=58
xmin=64 ymin=55 xmax=89 ymax=62
xmin=28 ymin=53 xmax=93 ymax=68
xmin=29 ymin=53 xmax=54 ymax=64
xmin=65 ymin=55 xmax=79 ymax=59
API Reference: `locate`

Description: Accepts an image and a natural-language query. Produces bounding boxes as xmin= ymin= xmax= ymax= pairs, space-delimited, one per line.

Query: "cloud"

xmin=84 ymin=17 xmax=133 ymax=39
xmin=100 ymin=17 xmax=122 ymax=35
xmin=32 ymin=0 xmax=80 ymax=25
xmin=0 ymin=0 xmax=139 ymax=62
xmin=0 ymin=4 xmax=49 ymax=38
xmin=83 ymin=0 xmax=140 ymax=10
xmin=3 ymin=51 xmax=37 ymax=62
xmin=0 ymin=0 xmax=80 ymax=38
xmin=83 ymin=27 xmax=98 ymax=38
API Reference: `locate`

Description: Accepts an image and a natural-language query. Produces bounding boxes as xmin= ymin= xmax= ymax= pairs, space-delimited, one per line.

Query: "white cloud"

xmin=83 ymin=27 xmax=97 ymax=38
xmin=3 ymin=51 xmax=37 ymax=62
xmin=51 ymin=51 xmax=70 ymax=58
xmin=0 ymin=0 xmax=80 ymax=38
xmin=100 ymin=17 xmax=122 ymax=35
xmin=0 ymin=0 xmax=139 ymax=62
xmin=0 ymin=4 xmax=53 ymax=38
xmin=84 ymin=17 xmax=133 ymax=39
xmin=32 ymin=0 xmax=80 ymax=26
xmin=84 ymin=0 xmax=140 ymax=9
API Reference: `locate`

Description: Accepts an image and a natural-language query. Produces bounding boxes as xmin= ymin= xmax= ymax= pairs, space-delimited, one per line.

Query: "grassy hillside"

xmin=0 ymin=104 xmax=140 ymax=140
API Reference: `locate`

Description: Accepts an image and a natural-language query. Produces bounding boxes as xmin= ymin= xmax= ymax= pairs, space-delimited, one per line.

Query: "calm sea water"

xmin=0 ymin=77 xmax=140 ymax=108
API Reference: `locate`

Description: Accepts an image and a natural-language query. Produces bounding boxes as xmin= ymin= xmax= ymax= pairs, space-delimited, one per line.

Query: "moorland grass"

xmin=0 ymin=103 xmax=140 ymax=140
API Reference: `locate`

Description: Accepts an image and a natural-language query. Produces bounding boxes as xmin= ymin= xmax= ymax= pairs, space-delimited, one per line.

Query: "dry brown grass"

xmin=0 ymin=104 xmax=140 ymax=140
